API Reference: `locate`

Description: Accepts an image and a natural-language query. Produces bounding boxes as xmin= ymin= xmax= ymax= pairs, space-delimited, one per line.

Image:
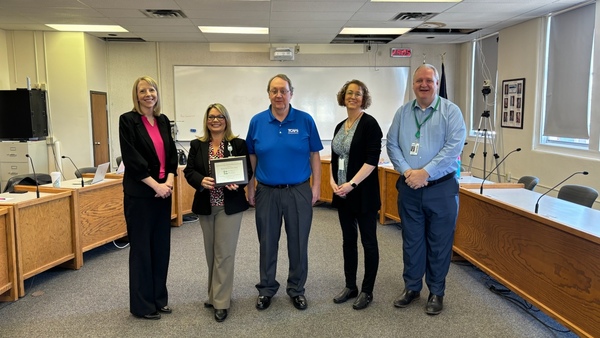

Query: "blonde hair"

xmin=131 ymin=76 xmax=161 ymax=116
xmin=198 ymin=103 xmax=238 ymax=142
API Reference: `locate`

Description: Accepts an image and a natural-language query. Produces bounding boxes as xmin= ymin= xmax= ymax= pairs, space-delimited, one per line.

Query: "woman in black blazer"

xmin=183 ymin=103 xmax=252 ymax=322
xmin=119 ymin=76 xmax=178 ymax=320
xmin=329 ymin=80 xmax=383 ymax=310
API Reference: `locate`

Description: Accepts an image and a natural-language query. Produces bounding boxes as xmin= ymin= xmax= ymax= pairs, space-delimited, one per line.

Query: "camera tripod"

xmin=467 ymin=87 xmax=501 ymax=182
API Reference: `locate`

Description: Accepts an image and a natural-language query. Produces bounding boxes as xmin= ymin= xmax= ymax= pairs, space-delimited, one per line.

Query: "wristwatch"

xmin=350 ymin=181 xmax=358 ymax=188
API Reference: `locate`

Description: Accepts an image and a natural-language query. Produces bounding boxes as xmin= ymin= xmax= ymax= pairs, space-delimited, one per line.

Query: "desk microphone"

xmin=25 ymin=154 xmax=40 ymax=198
xmin=480 ymin=148 xmax=521 ymax=194
xmin=534 ymin=171 xmax=589 ymax=214
xmin=62 ymin=155 xmax=84 ymax=187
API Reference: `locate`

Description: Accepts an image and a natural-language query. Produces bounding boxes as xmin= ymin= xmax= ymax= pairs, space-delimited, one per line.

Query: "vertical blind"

xmin=544 ymin=4 xmax=595 ymax=139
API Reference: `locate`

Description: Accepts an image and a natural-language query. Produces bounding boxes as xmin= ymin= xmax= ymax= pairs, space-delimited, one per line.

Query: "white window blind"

xmin=544 ymin=4 xmax=595 ymax=139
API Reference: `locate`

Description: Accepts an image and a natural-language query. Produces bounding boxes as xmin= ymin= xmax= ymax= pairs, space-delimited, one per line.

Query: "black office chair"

xmin=557 ymin=184 xmax=598 ymax=208
xmin=517 ymin=175 xmax=539 ymax=191
xmin=2 ymin=173 xmax=52 ymax=193
xmin=74 ymin=167 xmax=97 ymax=178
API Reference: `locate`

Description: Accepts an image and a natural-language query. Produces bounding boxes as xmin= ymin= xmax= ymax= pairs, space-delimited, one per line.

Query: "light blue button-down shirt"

xmin=387 ymin=95 xmax=466 ymax=180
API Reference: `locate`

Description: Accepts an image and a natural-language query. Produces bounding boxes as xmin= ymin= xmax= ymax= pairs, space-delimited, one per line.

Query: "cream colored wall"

xmin=3 ymin=23 xmax=596 ymax=204
xmin=0 ymin=30 xmax=9 ymax=89
xmin=44 ymin=32 xmax=93 ymax=176
xmin=106 ymin=42 xmax=462 ymax=161
xmin=467 ymin=18 xmax=599 ymax=204
xmin=2 ymin=31 xmax=107 ymax=177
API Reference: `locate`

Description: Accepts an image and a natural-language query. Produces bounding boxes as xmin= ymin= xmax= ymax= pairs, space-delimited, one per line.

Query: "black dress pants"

xmin=337 ymin=202 xmax=379 ymax=294
xmin=124 ymin=193 xmax=172 ymax=316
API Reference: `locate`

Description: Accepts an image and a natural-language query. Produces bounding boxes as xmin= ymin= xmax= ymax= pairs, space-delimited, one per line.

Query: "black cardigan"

xmin=330 ymin=113 xmax=382 ymax=213
xmin=184 ymin=137 xmax=252 ymax=215
xmin=118 ymin=111 xmax=178 ymax=198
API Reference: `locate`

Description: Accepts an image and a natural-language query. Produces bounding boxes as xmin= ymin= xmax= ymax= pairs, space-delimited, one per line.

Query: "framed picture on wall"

xmin=501 ymin=78 xmax=525 ymax=129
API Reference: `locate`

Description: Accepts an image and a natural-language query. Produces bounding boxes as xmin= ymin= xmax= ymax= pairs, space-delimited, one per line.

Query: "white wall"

xmin=492 ymin=18 xmax=599 ymax=204
xmin=3 ymin=22 xmax=597 ymax=206
xmin=106 ymin=42 xmax=462 ymax=160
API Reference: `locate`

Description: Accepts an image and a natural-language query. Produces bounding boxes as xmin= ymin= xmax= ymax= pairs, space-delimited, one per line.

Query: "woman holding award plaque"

xmin=183 ymin=103 xmax=252 ymax=322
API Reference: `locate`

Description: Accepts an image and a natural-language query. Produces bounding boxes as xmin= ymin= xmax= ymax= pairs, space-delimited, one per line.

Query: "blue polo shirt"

xmin=246 ymin=104 xmax=323 ymax=185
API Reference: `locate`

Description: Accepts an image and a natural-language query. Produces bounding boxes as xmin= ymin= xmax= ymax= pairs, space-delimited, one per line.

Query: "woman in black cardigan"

xmin=329 ymin=80 xmax=383 ymax=310
xmin=119 ymin=76 xmax=178 ymax=320
xmin=184 ymin=103 xmax=252 ymax=322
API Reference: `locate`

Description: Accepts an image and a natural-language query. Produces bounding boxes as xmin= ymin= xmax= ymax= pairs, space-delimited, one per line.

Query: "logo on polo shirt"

xmin=288 ymin=129 xmax=299 ymax=134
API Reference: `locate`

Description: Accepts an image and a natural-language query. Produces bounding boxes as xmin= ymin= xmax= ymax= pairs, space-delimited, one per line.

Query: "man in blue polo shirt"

xmin=246 ymin=74 xmax=323 ymax=311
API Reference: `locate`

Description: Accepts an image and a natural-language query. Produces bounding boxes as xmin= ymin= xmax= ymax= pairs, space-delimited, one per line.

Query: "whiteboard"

xmin=173 ymin=66 xmax=410 ymax=141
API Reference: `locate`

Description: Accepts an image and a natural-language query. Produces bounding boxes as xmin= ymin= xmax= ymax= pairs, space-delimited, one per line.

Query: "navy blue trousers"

xmin=396 ymin=176 xmax=459 ymax=296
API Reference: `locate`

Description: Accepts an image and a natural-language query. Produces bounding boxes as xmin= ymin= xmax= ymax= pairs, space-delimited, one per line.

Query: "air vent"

xmin=409 ymin=28 xmax=480 ymax=35
xmin=391 ymin=12 xmax=437 ymax=22
xmin=101 ymin=37 xmax=147 ymax=42
xmin=141 ymin=9 xmax=187 ymax=19
xmin=331 ymin=34 xmax=400 ymax=44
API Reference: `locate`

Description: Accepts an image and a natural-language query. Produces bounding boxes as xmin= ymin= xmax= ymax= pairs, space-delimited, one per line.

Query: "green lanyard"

xmin=412 ymin=97 xmax=440 ymax=139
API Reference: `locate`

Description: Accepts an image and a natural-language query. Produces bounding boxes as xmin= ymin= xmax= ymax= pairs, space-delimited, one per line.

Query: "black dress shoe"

xmin=256 ymin=295 xmax=271 ymax=310
xmin=204 ymin=302 xmax=213 ymax=308
xmin=393 ymin=289 xmax=420 ymax=308
xmin=425 ymin=294 xmax=444 ymax=315
xmin=214 ymin=309 xmax=228 ymax=322
xmin=352 ymin=292 xmax=372 ymax=310
xmin=136 ymin=312 xmax=161 ymax=320
xmin=291 ymin=295 xmax=307 ymax=310
xmin=333 ymin=287 xmax=359 ymax=304
xmin=158 ymin=306 xmax=172 ymax=314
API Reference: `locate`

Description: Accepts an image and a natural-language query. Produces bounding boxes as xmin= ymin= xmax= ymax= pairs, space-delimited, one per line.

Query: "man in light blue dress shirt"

xmin=387 ymin=64 xmax=466 ymax=315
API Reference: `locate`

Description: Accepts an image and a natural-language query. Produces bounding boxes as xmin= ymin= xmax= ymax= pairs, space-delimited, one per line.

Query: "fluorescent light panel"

xmin=371 ymin=0 xmax=461 ymax=2
xmin=46 ymin=24 xmax=127 ymax=32
xmin=198 ymin=26 xmax=268 ymax=34
xmin=340 ymin=27 xmax=411 ymax=35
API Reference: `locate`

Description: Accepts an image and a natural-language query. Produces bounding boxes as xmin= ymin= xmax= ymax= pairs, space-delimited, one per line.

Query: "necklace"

xmin=345 ymin=111 xmax=363 ymax=130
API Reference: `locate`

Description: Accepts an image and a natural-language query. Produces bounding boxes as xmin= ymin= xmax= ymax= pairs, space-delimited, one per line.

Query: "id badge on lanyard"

xmin=410 ymin=142 xmax=419 ymax=155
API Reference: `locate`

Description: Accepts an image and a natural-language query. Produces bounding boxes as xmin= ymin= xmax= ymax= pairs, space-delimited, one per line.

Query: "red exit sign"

xmin=390 ymin=48 xmax=412 ymax=58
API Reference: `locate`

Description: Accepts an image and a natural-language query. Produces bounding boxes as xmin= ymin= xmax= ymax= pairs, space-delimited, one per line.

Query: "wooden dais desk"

xmin=0 ymin=206 xmax=17 ymax=301
xmin=19 ymin=178 xmax=127 ymax=260
xmin=456 ymin=188 xmax=600 ymax=337
xmin=0 ymin=190 xmax=80 ymax=297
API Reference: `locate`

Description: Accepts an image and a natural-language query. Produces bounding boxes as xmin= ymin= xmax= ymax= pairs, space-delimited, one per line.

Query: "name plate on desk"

xmin=210 ymin=156 xmax=248 ymax=187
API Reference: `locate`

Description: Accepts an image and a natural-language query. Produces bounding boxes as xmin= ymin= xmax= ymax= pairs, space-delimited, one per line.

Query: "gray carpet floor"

xmin=0 ymin=205 xmax=577 ymax=337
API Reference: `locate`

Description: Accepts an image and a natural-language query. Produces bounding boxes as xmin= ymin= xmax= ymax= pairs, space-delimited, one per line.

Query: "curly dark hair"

xmin=336 ymin=79 xmax=372 ymax=109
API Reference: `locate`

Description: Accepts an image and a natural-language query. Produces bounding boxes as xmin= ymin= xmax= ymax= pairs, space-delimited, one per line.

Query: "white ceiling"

xmin=0 ymin=0 xmax=591 ymax=44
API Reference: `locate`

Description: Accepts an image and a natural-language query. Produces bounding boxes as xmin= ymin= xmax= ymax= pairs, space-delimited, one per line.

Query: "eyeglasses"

xmin=207 ymin=115 xmax=225 ymax=121
xmin=346 ymin=91 xmax=363 ymax=98
xmin=269 ymin=89 xmax=291 ymax=96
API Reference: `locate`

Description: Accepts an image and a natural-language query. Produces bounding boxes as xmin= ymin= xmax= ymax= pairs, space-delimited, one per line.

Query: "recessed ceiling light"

xmin=340 ymin=27 xmax=411 ymax=35
xmin=372 ymin=0 xmax=461 ymax=2
xmin=198 ymin=26 xmax=268 ymax=34
xmin=45 ymin=24 xmax=128 ymax=32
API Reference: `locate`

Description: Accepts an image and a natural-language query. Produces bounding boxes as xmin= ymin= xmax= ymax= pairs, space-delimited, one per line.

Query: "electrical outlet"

xmin=506 ymin=172 xmax=511 ymax=182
